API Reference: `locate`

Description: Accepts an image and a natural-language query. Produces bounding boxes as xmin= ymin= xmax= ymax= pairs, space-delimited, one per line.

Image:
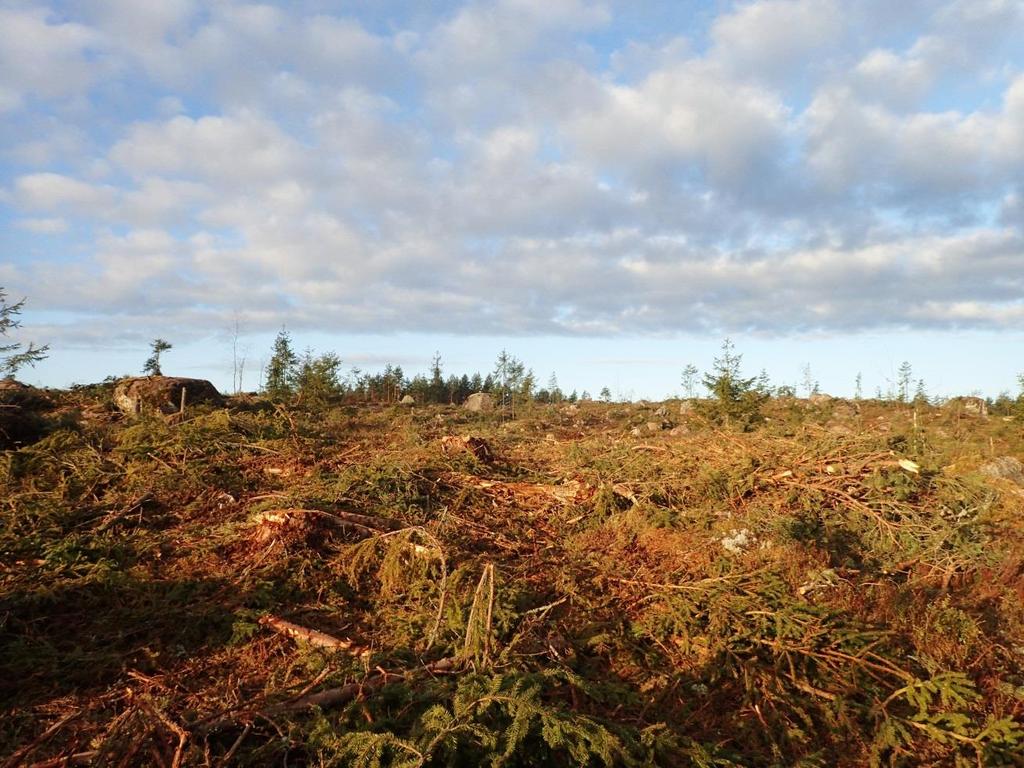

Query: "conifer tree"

xmin=429 ymin=352 xmax=444 ymax=403
xmin=0 ymin=288 xmax=48 ymax=378
xmin=698 ymin=338 xmax=767 ymax=430
xmin=143 ymin=339 xmax=172 ymax=376
xmin=681 ymin=364 xmax=699 ymax=398
xmin=265 ymin=328 xmax=297 ymax=399
xmin=897 ymin=361 xmax=913 ymax=403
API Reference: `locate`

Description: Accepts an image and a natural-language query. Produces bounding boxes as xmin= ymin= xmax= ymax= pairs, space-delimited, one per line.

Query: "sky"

xmin=1 ymin=0 xmax=1023 ymax=399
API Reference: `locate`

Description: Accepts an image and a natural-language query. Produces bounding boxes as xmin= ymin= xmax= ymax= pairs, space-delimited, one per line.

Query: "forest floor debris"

xmin=2 ymin=392 xmax=1024 ymax=766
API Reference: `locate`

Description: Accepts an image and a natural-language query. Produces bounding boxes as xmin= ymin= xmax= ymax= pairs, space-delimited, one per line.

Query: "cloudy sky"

xmin=2 ymin=0 xmax=1023 ymax=397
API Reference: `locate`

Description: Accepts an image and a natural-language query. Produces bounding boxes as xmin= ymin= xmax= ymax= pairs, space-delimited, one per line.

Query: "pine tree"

xmin=0 ymin=288 xmax=48 ymax=378
xmin=265 ymin=328 xmax=298 ymax=399
xmin=143 ymin=339 xmax=172 ymax=376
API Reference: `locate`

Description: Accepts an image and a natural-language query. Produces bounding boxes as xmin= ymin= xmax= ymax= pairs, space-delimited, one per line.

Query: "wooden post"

xmin=180 ymin=386 xmax=187 ymax=415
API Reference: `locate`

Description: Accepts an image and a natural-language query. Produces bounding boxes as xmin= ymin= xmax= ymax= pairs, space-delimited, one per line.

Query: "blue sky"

xmin=2 ymin=0 xmax=1024 ymax=398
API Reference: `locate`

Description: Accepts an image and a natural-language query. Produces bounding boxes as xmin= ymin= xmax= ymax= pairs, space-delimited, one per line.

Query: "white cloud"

xmin=0 ymin=7 xmax=102 ymax=108
xmin=994 ymin=74 xmax=1024 ymax=164
xmin=16 ymin=217 xmax=68 ymax=234
xmin=710 ymin=0 xmax=843 ymax=84
xmin=12 ymin=172 xmax=115 ymax=212
xmin=851 ymin=48 xmax=937 ymax=108
xmin=803 ymin=86 xmax=992 ymax=201
xmin=110 ymin=114 xmax=307 ymax=184
xmin=118 ymin=177 xmax=211 ymax=227
xmin=567 ymin=60 xmax=790 ymax=192
xmin=5 ymin=0 xmax=1024 ymax=347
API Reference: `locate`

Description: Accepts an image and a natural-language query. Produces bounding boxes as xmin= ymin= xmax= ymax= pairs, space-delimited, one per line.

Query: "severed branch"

xmin=267 ymin=658 xmax=457 ymax=715
xmin=23 ymin=752 xmax=99 ymax=768
xmin=259 ymin=615 xmax=369 ymax=657
xmin=199 ymin=658 xmax=457 ymax=734
xmin=254 ymin=508 xmax=402 ymax=539
xmin=312 ymin=508 xmax=403 ymax=532
xmin=2 ymin=711 xmax=81 ymax=768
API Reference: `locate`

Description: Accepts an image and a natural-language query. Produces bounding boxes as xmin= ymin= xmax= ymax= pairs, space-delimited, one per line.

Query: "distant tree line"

xmin=5 ymin=286 xmax=1024 ymax=424
xmin=260 ymin=329 xmax=581 ymax=407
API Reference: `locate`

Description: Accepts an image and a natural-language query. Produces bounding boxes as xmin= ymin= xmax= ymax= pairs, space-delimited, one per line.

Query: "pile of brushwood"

xmin=2 ymin=389 xmax=1024 ymax=767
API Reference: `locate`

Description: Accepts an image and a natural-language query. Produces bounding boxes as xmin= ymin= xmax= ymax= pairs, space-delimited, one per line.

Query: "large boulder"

xmin=114 ymin=376 xmax=224 ymax=415
xmin=464 ymin=392 xmax=495 ymax=413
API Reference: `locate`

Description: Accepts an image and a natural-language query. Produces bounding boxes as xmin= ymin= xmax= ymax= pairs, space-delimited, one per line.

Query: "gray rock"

xmin=980 ymin=457 xmax=1024 ymax=486
xmin=400 ymin=394 xmax=415 ymax=405
xmin=464 ymin=392 xmax=495 ymax=413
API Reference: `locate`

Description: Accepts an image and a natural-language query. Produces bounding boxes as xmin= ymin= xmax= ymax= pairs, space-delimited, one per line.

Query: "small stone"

xmin=721 ymin=528 xmax=755 ymax=555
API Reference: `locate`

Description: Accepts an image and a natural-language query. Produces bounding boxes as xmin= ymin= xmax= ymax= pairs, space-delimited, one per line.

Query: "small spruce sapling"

xmin=697 ymin=338 xmax=767 ymax=430
xmin=143 ymin=338 xmax=172 ymax=376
